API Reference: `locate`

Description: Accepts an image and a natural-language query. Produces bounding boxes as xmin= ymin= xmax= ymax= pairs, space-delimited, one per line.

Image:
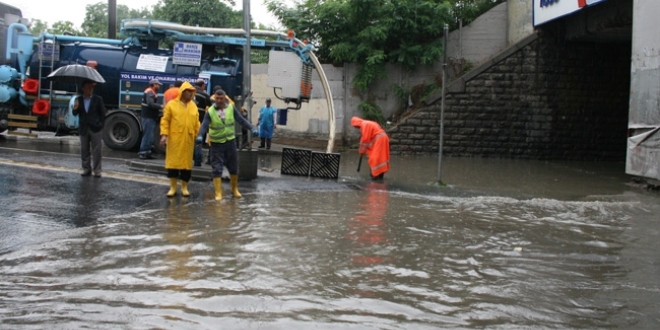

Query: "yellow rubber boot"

xmin=166 ymin=178 xmax=177 ymax=197
xmin=181 ymin=180 xmax=190 ymax=197
xmin=230 ymin=175 xmax=242 ymax=198
xmin=213 ymin=177 xmax=223 ymax=201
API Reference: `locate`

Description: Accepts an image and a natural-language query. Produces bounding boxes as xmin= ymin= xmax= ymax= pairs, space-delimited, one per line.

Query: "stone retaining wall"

xmin=389 ymin=32 xmax=631 ymax=161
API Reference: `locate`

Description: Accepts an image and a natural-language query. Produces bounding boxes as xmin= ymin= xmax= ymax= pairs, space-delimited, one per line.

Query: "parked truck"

xmin=0 ymin=1 xmax=315 ymax=151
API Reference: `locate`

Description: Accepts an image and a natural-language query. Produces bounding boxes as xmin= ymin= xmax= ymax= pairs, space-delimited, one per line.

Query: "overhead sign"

xmin=173 ymin=42 xmax=202 ymax=67
xmin=534 ymin=0 xmax=608 ymax=26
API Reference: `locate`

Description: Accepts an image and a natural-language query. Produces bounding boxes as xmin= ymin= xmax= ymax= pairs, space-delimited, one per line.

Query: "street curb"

xmin=125 ymin=159 xmax=217 ymax=181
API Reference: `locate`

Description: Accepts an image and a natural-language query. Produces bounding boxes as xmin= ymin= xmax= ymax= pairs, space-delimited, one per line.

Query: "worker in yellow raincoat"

xmin=159 ymin=81 xmax=200 ymax=197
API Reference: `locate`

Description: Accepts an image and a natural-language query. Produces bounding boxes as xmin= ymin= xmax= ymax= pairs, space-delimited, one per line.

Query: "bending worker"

xmin=351 ymin=116 xmax=390 ymax=180
xmin=196 ymin=89 xmax=257 ymax=201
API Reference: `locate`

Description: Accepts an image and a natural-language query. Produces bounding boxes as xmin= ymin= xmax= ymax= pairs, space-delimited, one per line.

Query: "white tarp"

xmin=626 ymin=126 xmax=660 ymax=181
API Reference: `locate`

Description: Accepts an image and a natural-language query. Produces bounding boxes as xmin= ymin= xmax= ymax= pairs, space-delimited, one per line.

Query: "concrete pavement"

xmin=125 ymin=143 xmax=304 ymax=181
xmin=1 ymin=129 xmax=333 ymax=181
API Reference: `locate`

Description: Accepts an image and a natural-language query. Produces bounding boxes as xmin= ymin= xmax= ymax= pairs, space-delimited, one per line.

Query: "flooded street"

xmin=1 ymin=137 xmax=659 ymax=329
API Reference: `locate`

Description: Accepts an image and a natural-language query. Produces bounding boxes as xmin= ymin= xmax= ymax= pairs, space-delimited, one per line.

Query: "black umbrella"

xmin=46 ymin=64 xmax=106 ymax=84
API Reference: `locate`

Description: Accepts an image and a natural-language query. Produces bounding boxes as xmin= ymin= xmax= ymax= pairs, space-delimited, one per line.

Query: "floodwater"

xmin=1 ymin=144 xmax=660 ymax=329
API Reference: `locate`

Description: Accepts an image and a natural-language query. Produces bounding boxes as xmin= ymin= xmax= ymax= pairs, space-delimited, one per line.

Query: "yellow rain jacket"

xmin=160 ymin=81 xmax=200 ymax=170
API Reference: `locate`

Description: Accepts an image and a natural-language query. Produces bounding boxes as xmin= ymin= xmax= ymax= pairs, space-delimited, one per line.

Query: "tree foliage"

xmin=152 ymin=0 xmax=243 ymax=29
xmin=267 ymin=0 xmax=452 ymax=91
xmin=28 ymin=19 xmax=49 ymax=36
xmin=267 ymin=0 xmax=504 ymax=91
xmin=28 ymin=19 xmax=80 ymax=36
xmin=81 ymin=2 xmax=151 ymax=38
xmin=51 ymin=21 xmax=81 ymax=35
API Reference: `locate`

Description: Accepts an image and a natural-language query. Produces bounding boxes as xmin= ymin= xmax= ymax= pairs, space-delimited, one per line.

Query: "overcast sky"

xmin=2 ymin=0 xmax=283 ymax=29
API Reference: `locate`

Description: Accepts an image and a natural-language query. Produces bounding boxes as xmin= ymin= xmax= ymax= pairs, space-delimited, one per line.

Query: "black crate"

xmin=281 ymin=148 xmax=312 ymax=176
xmin=310 ymin=152 xmax=341 ymax=179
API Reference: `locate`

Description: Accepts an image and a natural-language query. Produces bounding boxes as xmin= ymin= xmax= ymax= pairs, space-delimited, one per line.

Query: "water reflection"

xmin=347 ymin=182 xmax=390 ymax=266
xmin=1 ymin=152 xmax=660 ymax=328
xmin=73 ymin=178 xmax=103 ymax=227
xmin=162 ymin=200 xmax=198 ymax=281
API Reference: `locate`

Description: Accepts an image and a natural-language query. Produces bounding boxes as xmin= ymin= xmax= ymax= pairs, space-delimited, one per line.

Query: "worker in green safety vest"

xmin=196 ymin=89 xmax=258 ymax=201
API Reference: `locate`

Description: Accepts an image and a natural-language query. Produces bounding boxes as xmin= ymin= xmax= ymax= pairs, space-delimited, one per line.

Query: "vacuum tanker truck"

xmin=0 ymin=1 xmax=315 ymax=150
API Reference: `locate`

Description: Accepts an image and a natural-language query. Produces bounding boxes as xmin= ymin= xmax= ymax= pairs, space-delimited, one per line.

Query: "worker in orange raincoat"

xmin=351 ymin=116 xmax=390 ymax=180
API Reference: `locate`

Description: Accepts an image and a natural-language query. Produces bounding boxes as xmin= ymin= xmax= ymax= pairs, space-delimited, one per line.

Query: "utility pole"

xmin=242 ymin=0 xmax=253 ymax=146
xmin=242 ymin=0 xmax=252 ymax=115
xmin=437 ymin=24 xmax=448 ymax=185
xmin=108 ymin=0 xmax=117 ymax=39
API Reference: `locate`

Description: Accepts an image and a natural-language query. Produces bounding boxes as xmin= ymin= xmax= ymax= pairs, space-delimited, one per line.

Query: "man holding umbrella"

xmin=47 ymin=62 xmax=108 ymax=177
xmin=72 ymin=80 xmax=107 ymax=177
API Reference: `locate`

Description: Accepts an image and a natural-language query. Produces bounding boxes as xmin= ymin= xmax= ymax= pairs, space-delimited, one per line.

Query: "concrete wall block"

xmin=392 ymin=139 xmax=414 ymax=146
xmin=399 ymin=126 xmax=415 ymax=133
xmin=406 ymin=119 xmax=422 ymax=126
xmin=409 ymin=133 xmax=425 ymax=140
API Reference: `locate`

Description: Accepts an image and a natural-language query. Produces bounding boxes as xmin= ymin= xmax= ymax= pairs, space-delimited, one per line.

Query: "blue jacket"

xmin=258 ymin=105 xmax=277 ymax=139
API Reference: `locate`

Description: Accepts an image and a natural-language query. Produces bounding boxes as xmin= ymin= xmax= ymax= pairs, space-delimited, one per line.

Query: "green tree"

xmin=81 ymin=2 xmax=152 ymax=38
xmin=267 ymin=0 xmax=452 ymax=91
xmin=51 ymin=21 xmax=81 ymax=35
xmin=152 ymin=0 xmax=242 ymax=29
xmin=29 ymin=19 xmax=49 ymax=36
xmin=267 ymin=0 xmax=505 ymax=92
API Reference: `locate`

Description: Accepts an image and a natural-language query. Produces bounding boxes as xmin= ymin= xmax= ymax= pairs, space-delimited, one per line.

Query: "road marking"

xmin=0 ymin=158 xmax=168 ymax=185
xmin=0 ymin=146 xmax=128 ymax=162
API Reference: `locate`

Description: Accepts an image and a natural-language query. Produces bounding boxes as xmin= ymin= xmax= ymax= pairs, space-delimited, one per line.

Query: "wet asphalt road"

xmin=0 ymin=133 xmax=349 ymax=255
xmin=2 ymin=133 xmax=660 ymax=329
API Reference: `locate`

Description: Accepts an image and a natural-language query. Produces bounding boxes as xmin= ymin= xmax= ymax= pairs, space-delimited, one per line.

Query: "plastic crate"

xmin=281 ymin=148 xmax=312 ymax=176
xmin=310 ymin=152 xmax=341 ymax=179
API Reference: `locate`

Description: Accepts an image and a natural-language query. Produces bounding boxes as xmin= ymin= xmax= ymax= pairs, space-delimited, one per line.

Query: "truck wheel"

xmin=103 ymin=112 xmax=140 ymax=151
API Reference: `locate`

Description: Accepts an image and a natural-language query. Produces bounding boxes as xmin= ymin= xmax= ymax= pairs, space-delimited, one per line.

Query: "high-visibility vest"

xmin=141 ymin=87 xmax=157 ymax=109
xmin=208 ymin=103 xmax=235 ymax=143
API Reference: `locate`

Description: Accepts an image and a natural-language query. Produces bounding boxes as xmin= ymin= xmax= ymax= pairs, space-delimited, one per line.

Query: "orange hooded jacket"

xmin=351 ymin=116 xmax=390 ymax=177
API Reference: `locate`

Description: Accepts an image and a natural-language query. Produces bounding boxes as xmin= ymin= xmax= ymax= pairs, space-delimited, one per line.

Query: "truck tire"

xmin=103 ymin=112 xmax=140 ymax=151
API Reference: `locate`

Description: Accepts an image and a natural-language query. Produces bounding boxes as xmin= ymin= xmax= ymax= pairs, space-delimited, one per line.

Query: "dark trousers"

xmin=138 ymin=117 xmax=157 ymax=155
xmin=260 ymin=138 xmax=271 ymax=149
xmin=167 ymin=169 xmax=192 ymax=182
xmin=210 ymin=140 xmax=239 ymax=178
xmin=80 ymin=130 xmax=103 ymax=175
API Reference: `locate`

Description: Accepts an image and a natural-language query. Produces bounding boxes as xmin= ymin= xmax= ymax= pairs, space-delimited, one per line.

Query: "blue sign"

xmin=38 ymin=43 xmax=59 ymax=61
xmin=173 ymin=42 xmax=202 ymax=66
xmin=225 ymin=38 xmax=267 ymax=47
xmin=119 ymin=72 xmax=207 ymax=86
